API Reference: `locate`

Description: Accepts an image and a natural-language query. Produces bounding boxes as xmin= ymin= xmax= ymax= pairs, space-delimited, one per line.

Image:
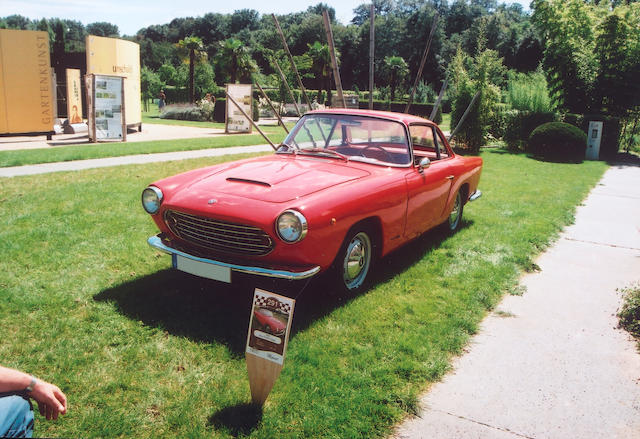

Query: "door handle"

xmin=446 ymin=175 xmax=454 ymax=180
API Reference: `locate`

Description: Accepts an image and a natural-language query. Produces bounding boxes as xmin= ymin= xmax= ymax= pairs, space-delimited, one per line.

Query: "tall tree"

xmin=594 ymin=12 xmax=637 ymax=116
xmin=382 ymin=56 xmax=409 ymax=101
xmin=176 ymin=36 xmax=206 ymax=103
xmin=86 ymin=22 xmax=119 ymax=37
xmin=305 ymin=41 xmax=333 ymax=105
xmin=216 ymin=38 xmax=258 ymax=84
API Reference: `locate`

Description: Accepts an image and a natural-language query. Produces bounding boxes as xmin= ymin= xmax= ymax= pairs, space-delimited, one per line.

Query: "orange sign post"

xmin=0 ymin=29 xmax=54 ymax=139
xmin=86 ymin=35 xmax=141 ymax=131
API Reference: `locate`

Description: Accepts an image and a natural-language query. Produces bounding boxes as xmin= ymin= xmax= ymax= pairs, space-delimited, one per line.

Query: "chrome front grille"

xmin=164 ymin=210 xmax=274 ymax=256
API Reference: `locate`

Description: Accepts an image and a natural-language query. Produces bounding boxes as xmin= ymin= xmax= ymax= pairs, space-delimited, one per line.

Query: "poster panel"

xmin=226 ymin=84 xmax=253 ymax=133
xmin=246 ymin=289 xmax=295 ymax=365
xmin=86 ymin=35 xmax=141 ymax=126
xmin=66 ymin=68 xmax=83 ymax=123
xmin=0 ymin=29 xmax=53 ymax=134
xmin=94 ymin=75 xmax=124 ymax=140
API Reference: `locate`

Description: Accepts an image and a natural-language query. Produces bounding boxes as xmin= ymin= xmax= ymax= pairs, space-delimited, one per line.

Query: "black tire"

xmin=447 ymin=190 xmax=464 ymax=232
xmin=332 ymin=227 xmax=376 ymax=295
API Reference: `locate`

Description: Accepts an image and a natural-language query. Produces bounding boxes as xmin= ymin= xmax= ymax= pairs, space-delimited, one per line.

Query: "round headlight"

xmin=142 ymin=186 xmax=163 ymax=214
xmin=276 ymin=210 xmax=308 ymax=243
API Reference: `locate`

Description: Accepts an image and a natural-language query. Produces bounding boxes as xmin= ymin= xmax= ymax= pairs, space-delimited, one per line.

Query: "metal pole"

xmin=226 ymin=92 xmax=277 ymax=151
xmin=405 ymin=12 xmax=439 ymax=113
xmin=448 ymin=90 xmax=481 ymax=142
xmin=429 ymin=74 xmax=448 ymax=121
xmin=255 ymin=81 xmax=289 ymax=134
xmin=322 ymin=10 xmax=346 ymax=108
xmin=273 ymin=60 xmax=301 ymax=117
xmin=272 ymin=14 xmax=312 ymax=111
xmin=369 ymin=3 xmax=375 ymax=110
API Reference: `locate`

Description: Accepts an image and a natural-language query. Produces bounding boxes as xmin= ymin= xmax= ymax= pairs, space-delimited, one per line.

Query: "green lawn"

xmin=0 ymin=151 xmax=607 ymax=438
xmin=0 ymin=126 xmax=288 ymax=168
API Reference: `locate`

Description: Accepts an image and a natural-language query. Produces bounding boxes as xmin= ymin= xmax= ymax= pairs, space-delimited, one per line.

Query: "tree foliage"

xmin=176 ymin=36 xmax=207 ymax=103
xmin=532 ymin=0 xmax=640 ymax=116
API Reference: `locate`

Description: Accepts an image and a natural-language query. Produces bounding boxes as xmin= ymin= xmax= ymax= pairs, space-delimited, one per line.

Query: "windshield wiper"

xmin=299 ymin=148 xmax=349 ymax=162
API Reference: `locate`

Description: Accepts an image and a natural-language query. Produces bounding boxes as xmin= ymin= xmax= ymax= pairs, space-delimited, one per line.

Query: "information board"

xmin=246 ymin=289 xmax=295 ymax=365
xmin=225 ymin=84 xmax=253 ymax=133
xmin=87 ymin=74 xmax=125 ymax=142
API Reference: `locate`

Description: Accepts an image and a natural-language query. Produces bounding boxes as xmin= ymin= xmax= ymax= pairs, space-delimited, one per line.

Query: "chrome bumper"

xmin=147 ymin=235 xmax=321 ymax=281
xmin=469 ymin=190 xmax=482 ymax=202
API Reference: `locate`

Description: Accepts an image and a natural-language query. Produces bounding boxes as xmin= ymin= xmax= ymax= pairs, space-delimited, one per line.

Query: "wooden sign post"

xmin=246 ymin=289 xmax=295 ymax=405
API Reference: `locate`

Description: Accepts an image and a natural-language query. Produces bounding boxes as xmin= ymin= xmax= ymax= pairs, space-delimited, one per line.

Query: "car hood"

xmin=173 ymin=156 xmax=371 ymax=204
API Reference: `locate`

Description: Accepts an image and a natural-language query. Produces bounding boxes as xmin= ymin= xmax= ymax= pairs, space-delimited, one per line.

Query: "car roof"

xmin=306 ymin=108 xmax=435 ymax=126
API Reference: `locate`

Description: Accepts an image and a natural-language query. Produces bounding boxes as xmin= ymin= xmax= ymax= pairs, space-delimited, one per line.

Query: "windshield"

xmin=279 ymin=114 xmax=411 ymax=166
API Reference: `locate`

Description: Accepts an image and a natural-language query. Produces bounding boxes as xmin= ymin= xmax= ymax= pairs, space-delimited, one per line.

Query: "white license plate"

xmin=173 ymin=254 xmax=231 ymax=283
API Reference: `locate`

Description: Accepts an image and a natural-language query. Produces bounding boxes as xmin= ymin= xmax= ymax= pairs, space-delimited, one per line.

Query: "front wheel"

xmin=333 ymin=228 xmax=375 ymax=295
xmin=447 ymin=190 xmax=464 ymax=232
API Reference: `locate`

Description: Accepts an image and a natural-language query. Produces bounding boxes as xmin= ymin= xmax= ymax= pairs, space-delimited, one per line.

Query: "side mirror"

xmin=418 ymin=157 xmax=431 ymax=173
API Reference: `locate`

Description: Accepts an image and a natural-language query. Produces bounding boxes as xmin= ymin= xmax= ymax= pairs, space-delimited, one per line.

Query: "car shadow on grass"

xmin=94 ymin=220 xmax=471 ymax=356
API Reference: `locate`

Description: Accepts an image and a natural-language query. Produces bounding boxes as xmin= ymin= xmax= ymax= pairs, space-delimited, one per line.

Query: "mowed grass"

xmin=0 ymin=151 xmax=607 ymax=438
xmin=0 ymin=124 xmax=289 ymax=168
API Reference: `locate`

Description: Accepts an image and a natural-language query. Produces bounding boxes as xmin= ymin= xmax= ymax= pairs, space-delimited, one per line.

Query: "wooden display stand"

xmin=245 ymin=289 xmax=295 ymax=405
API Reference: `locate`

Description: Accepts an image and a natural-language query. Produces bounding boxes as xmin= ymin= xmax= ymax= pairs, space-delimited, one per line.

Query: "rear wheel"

xmin=333 ymin=227 xmax=375 ymax=295
xmin=448 ymin=190 xmax=464 ymax=232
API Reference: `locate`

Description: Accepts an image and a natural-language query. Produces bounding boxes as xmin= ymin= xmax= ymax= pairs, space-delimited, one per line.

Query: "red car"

xmin=253 ymin=308 xmax=286 ymax=336
xmin=142 ymin=109 xmax=483 ymax=294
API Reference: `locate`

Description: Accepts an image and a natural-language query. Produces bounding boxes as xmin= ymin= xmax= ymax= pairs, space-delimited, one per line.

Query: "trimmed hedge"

xmin=562 ymin=113 xmax=621 ymax=160
xmin=529 ymin=122 xmax=587 ymax=162
xmin=357 ymin=100 xmax=443 ymax=124
xmin=504 ymin=111 xmax=557 ymax=151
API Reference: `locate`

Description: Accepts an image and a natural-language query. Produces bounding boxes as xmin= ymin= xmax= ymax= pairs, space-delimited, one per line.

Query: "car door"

xmin=404 ymin=123 xmax=454 ymax=238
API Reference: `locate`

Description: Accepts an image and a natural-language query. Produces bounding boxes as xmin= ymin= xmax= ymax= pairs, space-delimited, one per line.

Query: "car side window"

xmin=434 ymin=129 xmax=450 ymax=159
xmin=410 ymin=124 xmax=441 ymax=163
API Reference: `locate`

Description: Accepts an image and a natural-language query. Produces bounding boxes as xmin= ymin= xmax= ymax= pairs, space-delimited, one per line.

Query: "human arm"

xmin=0 ymin=366 xmax=67 ymax=420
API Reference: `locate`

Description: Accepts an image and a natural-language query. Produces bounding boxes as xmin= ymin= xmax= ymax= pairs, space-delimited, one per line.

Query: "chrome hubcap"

xmin=343 ymin=232 xmax=371 ymax=290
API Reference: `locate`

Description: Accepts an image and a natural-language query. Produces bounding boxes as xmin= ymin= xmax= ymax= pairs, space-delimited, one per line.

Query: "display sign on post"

xmin=226 ymin=84 xmax=253 ymax=134
xmin=86 ymin=74 xmax=126 ymax=142
xmin=246 ymin=288 xmax=295 ymax=405
xmin=66 ymin=68 xmax=83 ymax=123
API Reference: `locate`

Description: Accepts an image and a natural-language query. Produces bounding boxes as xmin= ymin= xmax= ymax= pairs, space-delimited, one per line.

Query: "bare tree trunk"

xmin=189 ymin=50 xmax=195 ymax=104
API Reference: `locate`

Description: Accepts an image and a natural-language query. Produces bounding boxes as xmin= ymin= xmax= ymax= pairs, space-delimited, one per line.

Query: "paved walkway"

xmin=392 ymin=163 xmax=640 ymax=438
xmin=0 ymin=122 xmax=228 ymax=151
xmin=0 ymin=144 xmax=274 ymax=177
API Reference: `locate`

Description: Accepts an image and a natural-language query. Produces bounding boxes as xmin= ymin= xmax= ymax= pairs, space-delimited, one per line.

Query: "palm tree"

xmin=216 ymin=38 xmax=258 ymax=84
xmin=383 ymin=56 xmax=409 ymax=101
xmin=176 ymin=36 xmax=206 ymax=103
xmin=305 ymin=41 xmax=333 ymax=105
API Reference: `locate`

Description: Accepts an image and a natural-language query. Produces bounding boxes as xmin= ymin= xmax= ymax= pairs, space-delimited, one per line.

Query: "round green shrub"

xmin=528 ymin=122 xmax=587 ymax=161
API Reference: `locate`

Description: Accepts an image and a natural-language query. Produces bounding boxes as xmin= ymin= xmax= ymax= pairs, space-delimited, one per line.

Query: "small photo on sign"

xmin=246 ymin=289 xmax=295 ymax=365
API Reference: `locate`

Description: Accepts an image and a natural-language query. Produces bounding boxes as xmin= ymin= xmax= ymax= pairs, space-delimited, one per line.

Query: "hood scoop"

xmin=226 ymin=177 xmax=271 ymax=187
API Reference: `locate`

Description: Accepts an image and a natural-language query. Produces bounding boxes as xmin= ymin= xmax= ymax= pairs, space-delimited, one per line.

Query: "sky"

xmin=3 ymin=0 xmax=531 ymax=36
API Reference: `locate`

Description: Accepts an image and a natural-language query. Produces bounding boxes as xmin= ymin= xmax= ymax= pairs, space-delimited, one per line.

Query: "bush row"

xmin=160 ymin=97 xmax=260 ymax=123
